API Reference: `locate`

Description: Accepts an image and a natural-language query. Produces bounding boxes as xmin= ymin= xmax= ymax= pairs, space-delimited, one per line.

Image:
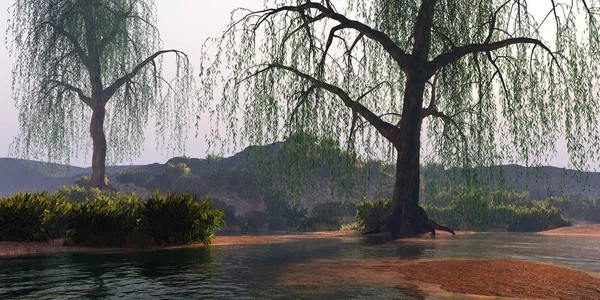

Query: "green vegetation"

xmin=142 ymin=192 xmax=225 ymax=245
xmin=0 ymin=192 xmax=70 ymax=242
xmin=357 ymin=189 xmax=573 ymax=233
xmin=0 ymin=190 xmax=225 ymax=246
xmin=9 ymin=0 xmax=194 ymax=189
xmin=67 ymin=195 xmax=140 ymax=247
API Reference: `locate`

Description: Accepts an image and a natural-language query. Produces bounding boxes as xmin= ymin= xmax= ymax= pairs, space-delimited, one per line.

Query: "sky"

xmin=0 ymin=1 xmax=589 ymax=168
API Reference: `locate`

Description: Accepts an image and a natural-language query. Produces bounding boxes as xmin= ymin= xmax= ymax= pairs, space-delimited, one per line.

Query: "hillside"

xmin=0 ymin=158 xmax=138 ymax=197
xmin=3 ymin=138 xmax=600 ymax=217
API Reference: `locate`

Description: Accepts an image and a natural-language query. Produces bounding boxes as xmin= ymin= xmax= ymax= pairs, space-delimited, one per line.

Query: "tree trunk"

xmin=89 ymin=106 xmax=114 ymax=190
xmin=384 ymin=76 xmax=455 ymax=236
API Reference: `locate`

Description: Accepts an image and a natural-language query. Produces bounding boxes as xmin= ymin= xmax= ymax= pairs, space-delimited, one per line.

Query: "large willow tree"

xmin=201 ymin=0 xmax=600 ymax=235
xmin=8 ymin=0 xmax=194 ymax=189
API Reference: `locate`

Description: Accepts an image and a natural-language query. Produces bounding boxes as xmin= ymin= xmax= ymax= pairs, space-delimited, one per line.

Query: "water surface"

xmin=1 ymin=233 xmax=598 ymax=299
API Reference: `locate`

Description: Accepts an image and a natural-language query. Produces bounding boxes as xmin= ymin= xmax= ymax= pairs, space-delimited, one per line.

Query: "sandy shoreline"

xmin=1 ymin=225 xmax=599 ymax=257
xmin=1 ymin=226 xmax=599 ymax=299
xmin=539 ymin=223 xmax=600 ymax=236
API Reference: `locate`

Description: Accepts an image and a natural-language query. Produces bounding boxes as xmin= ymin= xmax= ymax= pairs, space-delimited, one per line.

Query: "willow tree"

xmin=8 ymin=0 xmax=194 ymax=189
xmin=201 ymin=0 xmax=600 ymax=235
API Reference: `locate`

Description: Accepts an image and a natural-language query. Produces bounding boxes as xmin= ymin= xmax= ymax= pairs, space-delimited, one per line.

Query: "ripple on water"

xmin=0 ymin=233 xmax=598 ymax=299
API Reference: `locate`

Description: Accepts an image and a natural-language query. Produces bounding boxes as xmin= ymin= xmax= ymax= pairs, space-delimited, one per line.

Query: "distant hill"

xmin=0 ymin=158 xmax=140 ymax=197
xmin=3 ymin=139 xmax=600 ymax=216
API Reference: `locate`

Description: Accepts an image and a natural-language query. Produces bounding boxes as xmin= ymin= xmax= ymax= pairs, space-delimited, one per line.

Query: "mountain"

xmin=0 ymin=158 xmax=140 ymax=197
xmin=3 ymin=138 xmax=600 ymax=216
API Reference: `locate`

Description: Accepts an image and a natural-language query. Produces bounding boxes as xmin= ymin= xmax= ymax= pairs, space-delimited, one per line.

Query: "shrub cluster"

xmin=356 ymin=197 xmax=391 ymax=233
xmin=142 ymin=192 xmax=224 ymax=245
xmin=0 ymin=188 xmax=225 ymax=246
xmin=357 ymin=189 xmax=572 ymax=233
xmin=0 ymin=192 xmax=70 ymax=242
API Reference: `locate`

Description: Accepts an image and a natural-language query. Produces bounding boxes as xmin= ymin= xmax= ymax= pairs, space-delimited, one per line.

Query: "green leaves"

xmin=0 ymin=190 xmax=225 ymax=247
xmin=142 ymin=191 xmax=225 ymax=246
xmin=8 ymin=0 xmax=195 ymax=165
xmin=0 ymin=192 xmax=71 ymax=242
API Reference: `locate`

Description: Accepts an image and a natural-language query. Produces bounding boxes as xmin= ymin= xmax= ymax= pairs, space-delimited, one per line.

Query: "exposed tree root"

xmin=363 ymin=206 xmax=455 ymax=236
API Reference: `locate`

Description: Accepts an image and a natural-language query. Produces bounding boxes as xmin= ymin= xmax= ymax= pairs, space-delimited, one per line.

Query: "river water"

xmin=0 ymin=233 xmax=599 ymax=299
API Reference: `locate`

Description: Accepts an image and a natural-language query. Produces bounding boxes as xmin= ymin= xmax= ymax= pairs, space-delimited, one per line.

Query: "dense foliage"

xmin=0 ymin=190 xmax=225 ymax=246
xmin=0 ymin=192 xmax=70 ymax=242
xmin=66 ymin=195 xmax=140 ymax=247
xmin=357 ymin=189 xmax=573 ymax=233
xmin=142 ymin=192 xmax=225 ymax=245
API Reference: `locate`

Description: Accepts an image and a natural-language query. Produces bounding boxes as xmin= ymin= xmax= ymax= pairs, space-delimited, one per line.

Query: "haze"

xmin=0 ymin=1 xmax=583 ymax=168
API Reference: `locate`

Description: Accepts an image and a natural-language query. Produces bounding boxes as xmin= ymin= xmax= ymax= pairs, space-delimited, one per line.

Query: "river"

xmin=1 ymin=232 xmax=599 ymax=299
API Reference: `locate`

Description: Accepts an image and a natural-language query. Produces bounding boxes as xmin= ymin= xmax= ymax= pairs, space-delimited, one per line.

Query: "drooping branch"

xmin=43 ymin=80 xmax=92 ymax=107
xmin=428 ymin=37 xmax=558 ymax=77
xmin=37 ymin=21 xmax=89 ymax=65
xmin=245 ymin=2 xmax=411 ymax=72
xmin=262 ymin=63 xmax=401 ymax=143
xmin=103 ymin=49 xmax=187 ymax=103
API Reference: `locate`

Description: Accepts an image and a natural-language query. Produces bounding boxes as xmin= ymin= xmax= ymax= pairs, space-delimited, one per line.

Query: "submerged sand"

xmin=1 ymin=228 xmax=599 ymax=299
xmin=540 ymin=223 xmax=600 ymax=236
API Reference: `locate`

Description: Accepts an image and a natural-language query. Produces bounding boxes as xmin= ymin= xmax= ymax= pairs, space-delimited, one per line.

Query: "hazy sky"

xmin=0 ymin=1 xmax=585 ymax=168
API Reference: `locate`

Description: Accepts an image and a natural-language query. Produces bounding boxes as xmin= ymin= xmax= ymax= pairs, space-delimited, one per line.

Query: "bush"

xmin=116 ymin=169 xmax=152 ymax=188
xmin=141 ymin=192 xmax=225 ymax=245
xmin=66 ymin=195 xmax=141 ymax=247
xmin=240 ymin=211 xmax=268 ymax=233
xmin=57 ymin=185 xmax=119 ymax=203
xmin=340 ymin=222 xmax=363 ymax=231
xmin=0 ymin=192 xmax=71 ymax=242
xmin=356 ymin=198 xmax=391 ymax=232
xmin=508 ymin=202 xmax=572 ymax=232
xmin=357 ymin=190 xmax=572 ymax=233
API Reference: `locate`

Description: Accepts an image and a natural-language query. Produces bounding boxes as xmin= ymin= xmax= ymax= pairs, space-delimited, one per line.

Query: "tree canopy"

xmin=201 ymin=0 xmax=600 ymax=171
xmin=8 ymin=0 xmax=195 ymax=168
xmin=201 ymin=0 xmax=600 ymax=235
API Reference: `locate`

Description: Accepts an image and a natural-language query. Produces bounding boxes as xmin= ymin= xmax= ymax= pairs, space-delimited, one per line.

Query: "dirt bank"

xmin=276 ymin=259 xmax=600 ymax=299
xmin=0 ymin=231 xmax=360 ymax=257
xmin=540 ymin=224 xmax=600 ymax=236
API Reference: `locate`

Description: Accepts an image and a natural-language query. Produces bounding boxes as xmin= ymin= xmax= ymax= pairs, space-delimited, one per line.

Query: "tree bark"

xmin=89 ymin=106 xmax=114 ymax=190
xmin=387 ymin=76 xmax=427 ymax=235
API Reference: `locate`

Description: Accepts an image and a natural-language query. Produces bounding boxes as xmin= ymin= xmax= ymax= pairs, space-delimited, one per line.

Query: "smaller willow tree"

xmin=8 ymin=0 xmax=194 ymax=189
xmin=201 ymin=0 xmax=600 ymax=236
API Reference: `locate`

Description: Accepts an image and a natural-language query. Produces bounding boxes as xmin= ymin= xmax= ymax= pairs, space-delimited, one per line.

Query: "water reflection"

xmin=0 ymin=233 xmax=598 ymax=299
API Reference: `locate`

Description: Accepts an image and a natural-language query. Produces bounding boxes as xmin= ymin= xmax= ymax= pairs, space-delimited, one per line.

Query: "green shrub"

xmin=116 ymin=169 xmax=152 ymax=188
xmin=66 ymin=195 xmax=141 ymax=247
xmin=141 ymin=192 xmax=225 ymax=245
xmin=75 ymin=175 xmax=91 ymax=188
xmin=299 ymin=214 xmax=342 ymax=232
xmin=508 ymin=202 xmax=572 ymax=232
xmin=57 ymin=185 xmax=120 ymax=203
xmin=356 ymin=198 xmax=391 ymax=232
xmin=240 ymin=211 xmax=268 ymax=233
xmin=356 ymin=190 xmax=571 ymax=233
xmin=0 ymin=192 xmax=71 ymax=242
xmin=340 ymin=222 xmax=363 ymax=231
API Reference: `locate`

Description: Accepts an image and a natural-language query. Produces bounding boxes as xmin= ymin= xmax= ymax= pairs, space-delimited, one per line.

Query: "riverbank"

xmin=277 ymin=258 xmax=600 ymax=299
xmin=3 ymin=224 xmax=600 ymax=257
xmin=540 ymin=223 xmax=600 ymax=236
xmin=0 ymin=231 xmax=362 ymax=258
xmin=1 ymin=229 xmax=599 ymax=298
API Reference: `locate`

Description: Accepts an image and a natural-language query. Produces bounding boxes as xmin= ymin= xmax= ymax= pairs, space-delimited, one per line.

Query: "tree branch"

xmin=44 ymin=80 xmax=92 ymax=107
xmin=265 ymin=63 xmax=400 ymax=143
xmin=103 ymin=49 xmax=187 ymax=104
xmin=248 ymin=2 xmax=410 ymax=72
xmin=428 ymin=37 xmax=558 ymax=76
xmin=37 ymin=21 xmax=89 ymax=65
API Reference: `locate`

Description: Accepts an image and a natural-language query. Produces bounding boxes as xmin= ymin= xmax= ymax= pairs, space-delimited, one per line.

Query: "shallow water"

xmin=0 ymin=233 xmax=599 ymax=299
